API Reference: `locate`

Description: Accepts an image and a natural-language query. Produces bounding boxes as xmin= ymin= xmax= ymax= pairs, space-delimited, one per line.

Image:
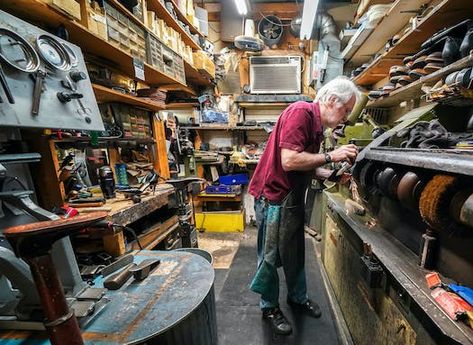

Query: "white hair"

xmin=315 ymin=76 xmax=361 ymax=105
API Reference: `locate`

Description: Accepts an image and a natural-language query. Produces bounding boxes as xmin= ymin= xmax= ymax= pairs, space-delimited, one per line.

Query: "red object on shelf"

xmin=426 ymin=272 xmax=442 ymax=289
xmin=431 ymin=287 xmax=473 ymax=320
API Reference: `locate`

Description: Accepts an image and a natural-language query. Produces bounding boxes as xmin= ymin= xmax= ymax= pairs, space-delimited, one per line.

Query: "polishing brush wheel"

xmin=419 ymin=175 xmax=462 ymax=231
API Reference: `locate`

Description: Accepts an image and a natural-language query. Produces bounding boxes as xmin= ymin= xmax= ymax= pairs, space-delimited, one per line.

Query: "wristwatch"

xmin=324 ymin=153 xmax=332 ymax=163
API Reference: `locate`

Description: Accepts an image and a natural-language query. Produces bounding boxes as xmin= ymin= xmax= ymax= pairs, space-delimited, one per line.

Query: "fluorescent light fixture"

xmin=300 ymin=0 xmax=320 ymax=40
xmin=234 ymin=0 xmax=248 ymax=16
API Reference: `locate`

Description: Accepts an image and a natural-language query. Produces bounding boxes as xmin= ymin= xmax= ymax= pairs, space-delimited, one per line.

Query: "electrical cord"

xmin=258 ymin=12 xmax=292 ymax=27
xmin=118 ymin=225 xmax=143 ymax=250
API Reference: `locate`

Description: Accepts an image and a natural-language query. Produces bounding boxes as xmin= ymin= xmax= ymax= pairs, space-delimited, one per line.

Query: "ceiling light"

xmin=300 ymin=0 xmax=320 ymax=40
xmin=234 ymin=0 xmax=248 ymax=16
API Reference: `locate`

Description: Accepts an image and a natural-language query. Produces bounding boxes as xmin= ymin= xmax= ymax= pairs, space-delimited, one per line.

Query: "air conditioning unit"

xmin=249 ymin=56 xmax=302 ymax=94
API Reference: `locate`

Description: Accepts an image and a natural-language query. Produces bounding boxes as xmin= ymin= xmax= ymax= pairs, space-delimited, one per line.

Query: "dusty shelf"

xmin=93 ymin=84 xmax=165 ymax=111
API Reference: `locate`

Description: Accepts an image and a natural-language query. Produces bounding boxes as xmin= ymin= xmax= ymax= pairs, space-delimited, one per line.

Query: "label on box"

xmin=133 ymin=58 xmax=145 ymax=80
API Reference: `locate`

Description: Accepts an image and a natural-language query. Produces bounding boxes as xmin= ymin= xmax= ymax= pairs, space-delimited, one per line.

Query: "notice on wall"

xmin=133 ymin=58 xmax=145 ymax=81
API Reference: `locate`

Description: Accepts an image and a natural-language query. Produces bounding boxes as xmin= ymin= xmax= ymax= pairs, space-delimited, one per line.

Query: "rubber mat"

xmin=216 ymin=228 xmax=342 ymax=345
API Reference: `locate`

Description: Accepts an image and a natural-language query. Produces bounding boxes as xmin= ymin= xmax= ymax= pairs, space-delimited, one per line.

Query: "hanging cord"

xmin=258 ymin=12 xmax=292 ymax=27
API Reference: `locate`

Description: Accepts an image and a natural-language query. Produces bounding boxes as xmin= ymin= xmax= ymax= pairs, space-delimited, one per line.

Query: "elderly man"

xmin=248 ymin=76 xmax=360 ymax=335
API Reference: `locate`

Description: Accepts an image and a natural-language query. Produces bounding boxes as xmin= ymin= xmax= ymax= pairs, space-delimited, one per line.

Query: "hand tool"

xmin=0 ymin=64 xmax=14 ymax=103
xmin=31 ymin=69 xmax=46 ymax=115
xmin=101 ymin=254 xmax=134 ymax=277
xmin=129 ymin=258 xmax=161 ymax=281
xmin=103 ymin=263 xmax=136 ymax=290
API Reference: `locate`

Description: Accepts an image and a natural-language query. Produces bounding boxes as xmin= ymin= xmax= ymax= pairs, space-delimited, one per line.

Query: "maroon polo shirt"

xmin=249 ymin=101 xmax=324 ymax=203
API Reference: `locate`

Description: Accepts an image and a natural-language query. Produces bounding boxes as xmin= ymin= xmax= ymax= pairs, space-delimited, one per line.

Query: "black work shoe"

xmin=262 ymin=307 xmax=292 ymax=335
xmin=287 ymin=298 xmax=322 ymax=318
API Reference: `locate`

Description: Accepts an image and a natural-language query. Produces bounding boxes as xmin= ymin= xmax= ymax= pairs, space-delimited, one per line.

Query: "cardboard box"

xmin=87 ymin=8 xmax=108 ymax=40
xmin=43 ymin=0 xmax=81 ymax=20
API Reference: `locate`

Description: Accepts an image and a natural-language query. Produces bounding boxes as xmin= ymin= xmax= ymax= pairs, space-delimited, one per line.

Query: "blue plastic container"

xmin=219 ymin=173 xmax=249 ymax=185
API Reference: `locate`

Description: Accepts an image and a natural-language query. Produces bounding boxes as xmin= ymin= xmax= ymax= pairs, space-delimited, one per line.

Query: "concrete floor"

xmin=198 ymin=227 xmax=346 ymax=345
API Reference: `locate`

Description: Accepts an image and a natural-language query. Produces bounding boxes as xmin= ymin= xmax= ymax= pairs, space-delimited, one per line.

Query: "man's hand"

xmin=328 ymin=144 xmax=358 ymax=164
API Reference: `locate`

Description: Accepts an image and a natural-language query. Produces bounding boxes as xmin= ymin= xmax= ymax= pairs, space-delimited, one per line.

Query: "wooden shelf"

xmin=354 ymin=0 xmax=394 ymax=24
xmin=354 ymin=0 xmax=473 ymax=86
xmin=185 ymin=125 xmax=267 ymax=131
xmin=53 ymin=137 xmax=156 ymax=145
xmin=0 ymin=0 xmax=184 ymax=87
xmin=166 ymin=102 xmax=199 ymax=109
xmin=349 ymin=0 xmax=432 ymax=66
xmin=147 ymin=0 xmax=201 ymax=50
xmin=368 ymin=54 xmax=473 ymax=108
xmin=184 ymin=61 xmax=214 ymax=86
xmin=93 ymin=84 xmax=165 ymax=110
xmin=169 ymin=0 xmax=204 ymax=37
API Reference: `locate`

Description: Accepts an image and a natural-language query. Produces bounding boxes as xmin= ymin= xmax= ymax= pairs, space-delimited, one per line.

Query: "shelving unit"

xmin=367 ymin=54 xmax=473 ymax=108
xmin=0 ymin=0 xmax=186 ymax=87
xmin=146 ymin=0 xmax=201 ymax=50
xmin=93 ymin=84 xmax=166 ymax=111
xmin=348 ymin=0 xmax=427 ymax=66
xmin=184 ymin=61 xmax=214 ymax=86
xmin=169 ymin=0 xmax=204 ymax=37
xmin=185 ymin=125 xmax=266 ymax=131
xmin=353 ymin=0 xmax=473 ymax=86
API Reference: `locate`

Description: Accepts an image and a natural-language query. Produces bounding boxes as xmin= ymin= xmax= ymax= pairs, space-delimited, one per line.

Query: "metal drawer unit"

xmin=147 ymin=33 xmax=185 ymax=84
xmin=104 ymin=2 xmax=146 ymax=61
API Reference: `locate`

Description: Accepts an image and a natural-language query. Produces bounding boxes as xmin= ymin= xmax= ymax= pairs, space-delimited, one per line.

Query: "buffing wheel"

xmin=397 ymin=171 xmax=424 ymax=210
xmin=419 ymin=175 xmax=462 ymax=230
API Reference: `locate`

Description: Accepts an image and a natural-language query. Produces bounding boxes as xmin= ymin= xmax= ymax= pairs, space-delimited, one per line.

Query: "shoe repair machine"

xmin=0 ymin=11 xmax=216 ymax=345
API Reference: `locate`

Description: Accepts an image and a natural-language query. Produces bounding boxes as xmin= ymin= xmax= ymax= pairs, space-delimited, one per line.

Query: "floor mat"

xmin=216 ymin=227 xmax=341 ymax=345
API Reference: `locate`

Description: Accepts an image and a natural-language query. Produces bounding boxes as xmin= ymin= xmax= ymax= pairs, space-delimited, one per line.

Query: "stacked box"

xmin=147 ymin=33 xmax=186 ymax=83
xmin=87 ymin=3 xmax=108 ymax=40
xmin=193 ymin=50 xmax=215 ymax=77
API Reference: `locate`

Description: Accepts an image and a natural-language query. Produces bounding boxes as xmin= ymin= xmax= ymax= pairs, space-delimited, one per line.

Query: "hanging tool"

xmin=0 ymin=64 xmax=14 ymax=103
xmin=31 ymin=69 xmax=46 ymax=115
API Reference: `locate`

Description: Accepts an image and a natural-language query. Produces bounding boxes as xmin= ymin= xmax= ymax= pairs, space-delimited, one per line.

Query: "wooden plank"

xmin=146 ymin=0 xmax=201 ymax=50
xmin=152 ymin=117 xmax=171 ymax=179
xmin=108 ymin=185 xmax=174 ymax=225
xmin=132 ymin=215 xmax=179 ymax=250
xmin=350 ymin=0 xmax=429 ymax=64
xmin=368 ymin=54 xmax=473 ymax=107
xmin=184 ymin=60 xmax=214 ymax=86
xmin=143 ymin=222 xmax=179 ymax=250
xmin=353 ymin=0 xmax=473 ymax=86
xmin=166 ymin=102 xmax=199 ymax=109
xmin=21 ymin=133 xmax=65 ymax=210
xmin=93 ymin=84 xmax=166 ymax=111
xmin=160 ymin=84 xmax=197 ymax=96
xmin=0 ymin=0 xmax=184 ymax=86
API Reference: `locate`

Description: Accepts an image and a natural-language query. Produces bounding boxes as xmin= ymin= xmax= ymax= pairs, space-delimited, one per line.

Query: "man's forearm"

xmin=281 ymin=150 xmax=327 ymax=171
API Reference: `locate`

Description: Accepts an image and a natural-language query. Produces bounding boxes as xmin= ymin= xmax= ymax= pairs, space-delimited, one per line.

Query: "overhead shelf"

xmin=169 ymin=0 xmax=204 ymax=37
xmin=0 ymin=0 xmax=185 ymax=87
xmin=184 ymin=125 xmax=267 ymax=131
xmin=353 ymin=0 xmax=473 ymax=86
xmin=184 ymin=61 xmax=214 ymax=86
xmin=348 ymin=0 xmax=427 ymax=66
xmin=166 ymin=102 xmax=199 ymax=109
xmin=93 ymin=84 xmax=165 ymax=111
xmin=147 ymin=0 xmax=201 ymax=50
xmin=367 ymin=54 xmax=473 ymax=108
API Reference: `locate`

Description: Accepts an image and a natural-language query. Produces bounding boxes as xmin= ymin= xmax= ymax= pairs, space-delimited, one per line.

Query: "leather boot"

xmin=460 ymin=28 xmax=473 ymax=58
xmin=442 ymin=37 xmax=461 ymax=65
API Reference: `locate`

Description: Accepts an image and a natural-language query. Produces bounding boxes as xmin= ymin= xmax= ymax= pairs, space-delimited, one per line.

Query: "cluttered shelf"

xmin=346 ymin=0 xmax=427 ymax=65
xmin=327 ymin=192 xmax=473 ymax=345
xmin=52 ymin=137 xmax=156 ymax=145
xmin=367 ymin=54 xmax=473 ymax=107
xmin=184 ymin=60 xmax=214 ymax=86
xmin=169 ymin=0 xmax=204 ymax=37
xmin=364 ymin=147 xmax=473 ymax=176
xmin=147 ymin=0 xmax=201 ymax=50
xmin=353 ymin=0 xmax=473 ymax=86
xmin=93 ymin=84 xmax=165 ymax=111
xmin=0 ymin=0 xmax=184 ymax=87
xmin=184 ymin=125 xmax=267 ymax=131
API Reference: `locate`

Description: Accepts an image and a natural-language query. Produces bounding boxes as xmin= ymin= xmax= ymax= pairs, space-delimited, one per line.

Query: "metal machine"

xmin=318 ymin=103 xmax=473 ymax=345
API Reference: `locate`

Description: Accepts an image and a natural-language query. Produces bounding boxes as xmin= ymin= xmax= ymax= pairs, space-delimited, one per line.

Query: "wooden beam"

xmin=152 ymin=116 xmax=171 ymax=179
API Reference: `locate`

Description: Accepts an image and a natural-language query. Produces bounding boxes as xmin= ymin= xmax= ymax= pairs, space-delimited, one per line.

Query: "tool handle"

xmin=0 ymin=68 xmax=14 ymax=104
xmin=103 ymin=263 xmax=136 ymax=290
xmin=32 ymin=71 xmax=45 ymax=115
